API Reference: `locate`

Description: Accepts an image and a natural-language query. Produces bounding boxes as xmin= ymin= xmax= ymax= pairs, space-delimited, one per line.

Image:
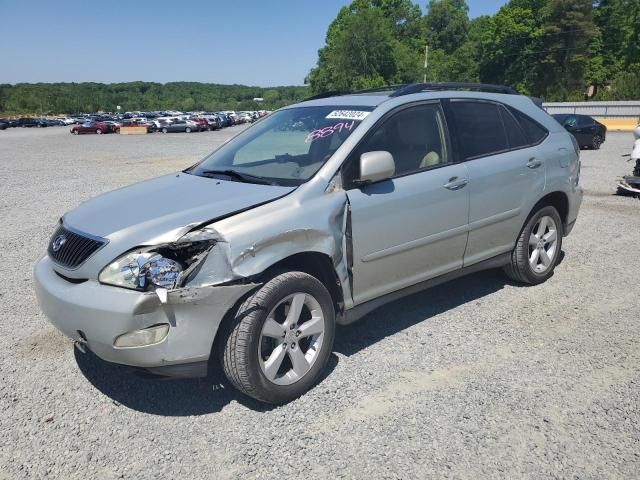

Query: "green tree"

xmin=534 ymin=0 xmax=597 ymax=99
xmin=424 ymin=0 xmax=470 ymax=54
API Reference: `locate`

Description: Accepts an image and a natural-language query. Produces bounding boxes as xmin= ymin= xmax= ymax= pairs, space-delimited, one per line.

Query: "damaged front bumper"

xmin=34 ymin=255 xmax=258 ymax=376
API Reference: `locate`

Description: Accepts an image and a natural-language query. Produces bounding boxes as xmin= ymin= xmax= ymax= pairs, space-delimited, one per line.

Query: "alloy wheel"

xmin=528 ymin=215 xmax=558 ymax=273
xmin=258 ymin=293 xmax=325 ymax=386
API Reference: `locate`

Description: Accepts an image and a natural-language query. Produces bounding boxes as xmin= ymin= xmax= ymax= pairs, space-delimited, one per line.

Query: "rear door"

xmin=345 ymin=102 xmax=470 ymax=305
xmin=444 ymin=100 xmax=547 ymax=266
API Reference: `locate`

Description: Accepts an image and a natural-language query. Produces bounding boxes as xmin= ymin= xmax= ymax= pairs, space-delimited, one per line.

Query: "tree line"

xmin=306 ymin=0 xmax=640 ymax=101
xmin=0 ymin=82 xmax=308 ymax=115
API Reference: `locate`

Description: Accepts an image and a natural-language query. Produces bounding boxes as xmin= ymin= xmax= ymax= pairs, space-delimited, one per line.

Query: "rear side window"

xmin=577 ymin=115 xmax=593 ymax=127
xmin=510 ymin=108 xmax=549 ymax=145
xmin=448 ymin=101 xmax=509 ymax=160
xmin=499 ymin=106 xmax=528 ymax=149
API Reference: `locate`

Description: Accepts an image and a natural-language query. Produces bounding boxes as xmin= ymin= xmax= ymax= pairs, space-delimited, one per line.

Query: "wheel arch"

xmin=533 ymin=191 xmax=569 ymax=232
xmin=210 ymin=251 xmax=343 ymax=374
xmin=258 ymin=251 xmax=344 ymax=312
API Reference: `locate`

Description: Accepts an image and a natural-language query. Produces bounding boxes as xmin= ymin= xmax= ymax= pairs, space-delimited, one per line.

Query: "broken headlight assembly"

xmin=99 ymin=239 xmax=215 ymax=291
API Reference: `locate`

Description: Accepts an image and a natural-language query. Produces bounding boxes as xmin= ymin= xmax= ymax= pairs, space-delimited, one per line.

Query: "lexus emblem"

xmin=52 ymin=234 xmax=67 ymax=252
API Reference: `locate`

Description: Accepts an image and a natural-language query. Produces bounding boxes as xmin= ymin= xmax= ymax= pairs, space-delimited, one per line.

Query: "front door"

xmin=345 ymin=102 xmax=470 ymax=305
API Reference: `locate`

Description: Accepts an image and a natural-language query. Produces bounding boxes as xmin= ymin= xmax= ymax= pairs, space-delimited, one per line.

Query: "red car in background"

xmin=189 ymin=117 xmax=209 ymax=131
xmin=70 ymin=121 xmax=113 ymax=135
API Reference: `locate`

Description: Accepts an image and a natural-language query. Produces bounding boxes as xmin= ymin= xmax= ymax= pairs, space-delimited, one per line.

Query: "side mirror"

xmin=358 ymin=151 xmax=395 ymax=184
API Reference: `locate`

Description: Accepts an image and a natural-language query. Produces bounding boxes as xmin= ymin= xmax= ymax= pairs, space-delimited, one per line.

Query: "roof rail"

xmin=350 ymin=84 xmax=409 ymax=94
xmin=389 ymin=82 xmax=519 ymax=97
xmin=304 ymin=82 xmax=520 ymax=102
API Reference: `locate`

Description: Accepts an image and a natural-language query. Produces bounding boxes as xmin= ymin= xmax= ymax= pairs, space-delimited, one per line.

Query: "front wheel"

xmin=96 ymin=129 xmax=102 ymax=135
xmin=504 ymin=205 xmax=563 ymax=285
xmin=161 ymin=127 xmax=168 ymax=134
xmin=221 ymin=271 xmax=336 ymax=404
xmin=185 ymin=127 xmax=192 ymax=133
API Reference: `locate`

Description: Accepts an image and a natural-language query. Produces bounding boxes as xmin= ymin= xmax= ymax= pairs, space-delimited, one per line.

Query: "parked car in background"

xmin=56 ymin=117 xmax=76 ymax=125
xmin=159 ymin=119 xmax=195 ymax=133
xmin=18 ymin=117 xmax=48 ymax=127
xmin=216 ymin=112 xmax=233 ymax=127
xmin=189 ymin=117 xmax=209 ymax=132
xmin=552 ymin=114 xmax=607 ymax=150
xmin=43 ymin=118 xmax=64 ymax=126
xmin=0 ymin=120 xmax=8 ymax=130
xmin=70 ymin=121 xmax=112 ymax=135
xmin=203 ymin=116 xmax=221 ymax=130
xmin=102 ymin=120 xmax=123 ymax=132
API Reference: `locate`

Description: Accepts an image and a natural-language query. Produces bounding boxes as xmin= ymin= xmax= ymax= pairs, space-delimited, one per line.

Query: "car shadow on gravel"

xmin=74 ymin=258 xmax=565 ymax=415
xmin=74 ymin=347 xmax=339 ymax=416
xmin=334 ymin=267 xmax=535 ymax=357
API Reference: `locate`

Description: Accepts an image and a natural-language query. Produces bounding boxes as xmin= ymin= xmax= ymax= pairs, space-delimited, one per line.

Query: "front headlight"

xmin=99 ymin=240 xmax=215 ymax=291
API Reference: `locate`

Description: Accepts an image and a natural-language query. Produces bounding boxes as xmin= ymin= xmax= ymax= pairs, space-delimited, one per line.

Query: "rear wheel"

xmin=185 ymin=127 xmax=192 ymax=133
xmin=221 ymin=271 xmax=335 ymax=404
xmin=73 ymin=130 xmax=79 ymax=135
xmin=96 ymin=129 xmax=102 ymax=135
xmin=162 ymin=127 xmax=168 ymax=134
xmin=504 ymin=205 xmax=563 ymax=285
xmin=591 ymin=134 xmax=603 ymax=150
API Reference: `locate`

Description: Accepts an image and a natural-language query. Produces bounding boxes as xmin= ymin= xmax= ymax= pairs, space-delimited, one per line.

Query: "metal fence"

xmin=543 ymin=101 xmax=640 ymax=118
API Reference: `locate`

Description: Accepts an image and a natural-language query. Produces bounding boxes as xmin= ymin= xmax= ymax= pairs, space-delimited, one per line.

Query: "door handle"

xmin=526 ymin=158 xmax=543 ymax=169
xmin=443 ymin=176 xmax=468 ymax=190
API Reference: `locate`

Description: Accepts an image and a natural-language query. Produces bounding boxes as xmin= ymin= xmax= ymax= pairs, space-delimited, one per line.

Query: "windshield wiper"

xmin=199 ymin=169 xmax=274 ymax=185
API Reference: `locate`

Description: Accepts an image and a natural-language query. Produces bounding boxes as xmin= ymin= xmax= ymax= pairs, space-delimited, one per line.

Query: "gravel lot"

xmin=1 ymin=126 xmax=638 ymax=479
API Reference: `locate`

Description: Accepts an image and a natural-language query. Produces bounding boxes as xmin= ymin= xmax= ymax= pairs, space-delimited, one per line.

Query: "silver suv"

xmin=34 ymin=83 xmax=582 ymax=404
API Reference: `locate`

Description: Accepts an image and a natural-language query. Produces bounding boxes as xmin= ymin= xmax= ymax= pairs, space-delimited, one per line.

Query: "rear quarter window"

xmin=509 ymin=107 xmax=549 ymax=145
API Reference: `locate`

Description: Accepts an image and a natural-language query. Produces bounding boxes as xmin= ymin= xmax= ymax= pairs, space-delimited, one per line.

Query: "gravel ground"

xmin=0 ymin=126 xmax=639 ymax=480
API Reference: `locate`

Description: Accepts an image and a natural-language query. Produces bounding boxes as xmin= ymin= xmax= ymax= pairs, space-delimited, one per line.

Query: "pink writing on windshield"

xmin=305 ymin=121 xmax=356 ymax=143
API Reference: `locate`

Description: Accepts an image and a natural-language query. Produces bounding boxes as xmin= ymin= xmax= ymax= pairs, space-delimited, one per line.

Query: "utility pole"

xmin=423 ymin=45 xmax=429 ymax=83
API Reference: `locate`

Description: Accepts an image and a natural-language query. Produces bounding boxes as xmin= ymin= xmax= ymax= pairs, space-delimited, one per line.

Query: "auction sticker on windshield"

xmin=326 ymin=110 xmax=370 ymax=121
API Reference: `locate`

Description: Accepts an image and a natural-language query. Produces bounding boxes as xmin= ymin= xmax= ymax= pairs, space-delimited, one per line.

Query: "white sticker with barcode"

xmin=326 ymin=110 xmax=370 ymax=121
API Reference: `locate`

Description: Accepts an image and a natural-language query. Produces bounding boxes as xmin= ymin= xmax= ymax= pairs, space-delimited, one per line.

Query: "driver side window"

xmin=345 ymin=103 xmax=449 ymax=185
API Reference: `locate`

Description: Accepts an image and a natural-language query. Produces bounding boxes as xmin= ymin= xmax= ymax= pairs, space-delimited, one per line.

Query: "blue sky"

xmin=0 ymin=0 xmax=507 ymax=86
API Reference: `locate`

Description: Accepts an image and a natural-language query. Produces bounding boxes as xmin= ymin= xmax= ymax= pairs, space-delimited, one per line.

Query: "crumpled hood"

xmin=64 ymin=173 xmax=294 ymax=244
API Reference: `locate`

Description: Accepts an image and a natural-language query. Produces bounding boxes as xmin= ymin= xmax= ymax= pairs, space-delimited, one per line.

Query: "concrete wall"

xmin=543 ymin=101 xmax=640 ymax=131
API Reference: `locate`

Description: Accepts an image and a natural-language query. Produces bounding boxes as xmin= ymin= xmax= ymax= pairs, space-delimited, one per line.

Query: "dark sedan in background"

xmin=17 ymin=117 xmax=49 ymax=128
xmin=552 ymin=113 xmax=607 ymax=150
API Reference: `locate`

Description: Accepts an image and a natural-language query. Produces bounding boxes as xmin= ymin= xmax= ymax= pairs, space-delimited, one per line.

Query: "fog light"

xmin=114 ymin=324 xmax=170 ymax=348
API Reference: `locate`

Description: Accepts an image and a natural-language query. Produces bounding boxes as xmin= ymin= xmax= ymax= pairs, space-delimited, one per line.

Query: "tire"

xmin=221 ymin=271 xmax=336 ymax=404
xmin=591 ymin=134 xmax=603 ymax=150
xmin=96 ymin=129 xmax=102 ymax=135
xmin=504 ymin=205 xmax=563 ymax=285
xmin=73 ymin=130 xmax=79 ymax=135
xmin=115 ymin=128 xmax=120 ymax=134
xmin=162 ymin=127 xmax=168 ymax=134
xmin=185 ymin=127 xmax=192 ymax=133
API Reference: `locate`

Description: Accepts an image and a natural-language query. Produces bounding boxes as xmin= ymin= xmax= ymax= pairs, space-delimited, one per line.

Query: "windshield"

xmin=187 ymin=105 xmax=373 ymax=186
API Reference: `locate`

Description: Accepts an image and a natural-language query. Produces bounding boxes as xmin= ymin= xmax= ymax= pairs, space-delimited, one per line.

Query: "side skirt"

xmin=337 ymin=253 xmax=511 ymax=326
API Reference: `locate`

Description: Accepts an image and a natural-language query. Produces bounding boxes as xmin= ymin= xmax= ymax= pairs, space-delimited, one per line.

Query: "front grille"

xmin=47 ymin=223 xmax=107 ymax=269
